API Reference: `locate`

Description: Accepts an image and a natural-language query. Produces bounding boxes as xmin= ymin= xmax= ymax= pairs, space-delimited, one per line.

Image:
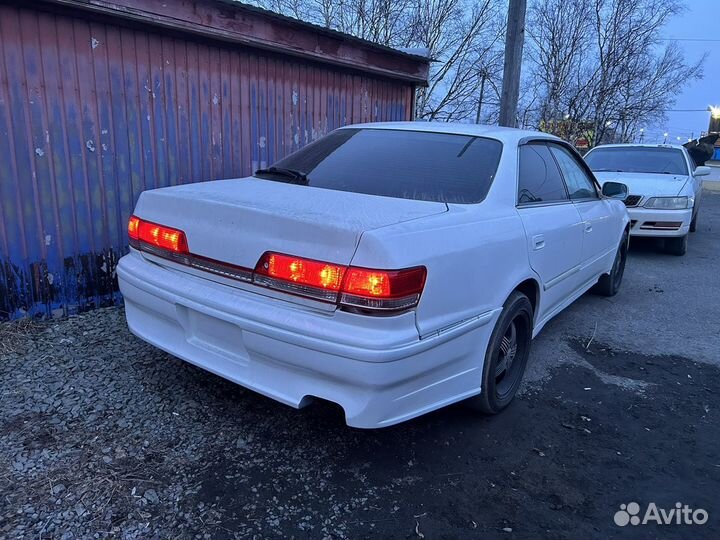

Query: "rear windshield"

xmin=585 ymin=147 xmax=688 ymax=176
xmin=254 ymin=128 xmax=503 ymax=204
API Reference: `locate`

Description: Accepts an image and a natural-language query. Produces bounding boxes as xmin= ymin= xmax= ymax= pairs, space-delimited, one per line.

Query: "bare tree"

xmin=409 ymin=0 xmax=504 ymax=121
xmin=527 ymin=0 xmax=592 ymax=126
xmin=525 ymin=0 xmax=705 ymax=147
xmin=251 ymin=0 xmax=505 ymax=122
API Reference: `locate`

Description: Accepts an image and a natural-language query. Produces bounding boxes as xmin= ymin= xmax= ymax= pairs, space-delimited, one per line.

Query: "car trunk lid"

xmin=133 ymin=177 xmax=447 ymax=287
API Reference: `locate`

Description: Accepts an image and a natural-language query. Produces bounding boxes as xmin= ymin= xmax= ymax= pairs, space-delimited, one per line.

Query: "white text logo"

xmin=614 ymin=502 xmax=708 ymax=526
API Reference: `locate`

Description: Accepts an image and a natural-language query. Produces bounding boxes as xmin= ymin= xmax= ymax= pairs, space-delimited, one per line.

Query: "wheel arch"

xmin=510 ymin=277 xmax=540 ymax=324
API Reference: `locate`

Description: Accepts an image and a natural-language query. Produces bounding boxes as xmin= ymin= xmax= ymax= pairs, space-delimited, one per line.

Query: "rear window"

xmin=255 ymin=128 xmax=503 ymax=204
xmin=585 ymin=147 xmax=688 ymax=176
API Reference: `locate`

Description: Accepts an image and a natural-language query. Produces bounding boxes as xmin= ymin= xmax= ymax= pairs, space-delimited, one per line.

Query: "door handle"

xmin=532 ymin=235 xmax=545 ymax=250
xmin=584 ymin=221 xmax=593 ymax=233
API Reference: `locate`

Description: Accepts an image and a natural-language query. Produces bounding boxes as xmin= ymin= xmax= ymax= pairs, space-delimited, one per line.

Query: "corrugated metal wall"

xmin=0 ymin=3 xmax=414 ymax=319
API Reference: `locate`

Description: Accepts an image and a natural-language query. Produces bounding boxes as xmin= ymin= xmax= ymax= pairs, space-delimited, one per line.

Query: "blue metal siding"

xmin=0 ymin=4 xmax=413 ymax=319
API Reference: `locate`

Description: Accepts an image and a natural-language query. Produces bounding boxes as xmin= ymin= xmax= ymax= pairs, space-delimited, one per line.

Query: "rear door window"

xmin=548 ymin=145 xmax=599 ymax=200
xmin=517 ymin=143 xmax=569 ymax=204
xmin=255 ymin=128 xmax=503 ymax=204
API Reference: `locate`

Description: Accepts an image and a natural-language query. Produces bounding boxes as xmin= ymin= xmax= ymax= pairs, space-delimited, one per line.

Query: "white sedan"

xmin=584 ymin=144 xmax=711 ymax=256
xmin=117 ymin=122 xmax=629 ymax=428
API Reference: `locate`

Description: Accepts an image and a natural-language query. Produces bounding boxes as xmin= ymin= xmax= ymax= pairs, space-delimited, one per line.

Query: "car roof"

xmin=590 ymin=143 xmax=686 ymax=151
xmin=339 ymin=121 xmax=561 ymax=144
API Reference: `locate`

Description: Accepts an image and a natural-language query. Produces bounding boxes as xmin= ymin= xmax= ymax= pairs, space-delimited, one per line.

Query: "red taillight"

xmin=340 ymin=266 xmax=426 ymax=311
xmin=254 ymin=251 xmax=426 ymax=312
xmin=128 ymin=216 xmax=140 ymax=241
xmin=343 ymin=267 xmax=426 ymax=298
xmin=128 ymin=215 xmax=188 ymax=257
xmin=138 ymin=221 xmax=188 ymax=254
xmin=343 ymin=268 xmax=391 ymax=297
xmin=259 ymin=252 xmax=345 ymax=290
xmin=254 ymin=252 xmax=346 ymax=302
xmin=343 ymin=266 xmax=426 ymax=298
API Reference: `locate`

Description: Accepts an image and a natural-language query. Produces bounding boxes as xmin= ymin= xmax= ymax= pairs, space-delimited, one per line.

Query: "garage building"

xmin=0 ymin=0 xmax=429 ymax=319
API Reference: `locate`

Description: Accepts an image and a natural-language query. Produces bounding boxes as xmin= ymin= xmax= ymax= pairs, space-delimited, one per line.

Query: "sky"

xmin=645 ymin=1 xmax=720 ymax=144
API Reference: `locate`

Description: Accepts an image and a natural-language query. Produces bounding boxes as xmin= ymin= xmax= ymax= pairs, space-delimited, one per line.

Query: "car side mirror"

xmin=601 ymin=181 xmax=628 ymax=201
xmin=694 ymin=166 xmax=711 ymax=177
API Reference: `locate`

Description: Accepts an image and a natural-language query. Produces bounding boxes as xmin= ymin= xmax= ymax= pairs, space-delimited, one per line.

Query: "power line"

xmin=657 ymin=37 xmax=720 ymax=42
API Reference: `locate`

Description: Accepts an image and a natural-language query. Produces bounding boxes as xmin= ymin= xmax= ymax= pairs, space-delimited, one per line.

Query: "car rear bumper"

xmin=627 ymin=207 xmax=692 ymax=237
xmin=117 ymin=252 xmax=499 ymax=428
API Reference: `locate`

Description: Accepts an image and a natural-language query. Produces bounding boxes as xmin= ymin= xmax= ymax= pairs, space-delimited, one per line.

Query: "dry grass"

xmin=0 ymin=317 xmax=44 ymax=356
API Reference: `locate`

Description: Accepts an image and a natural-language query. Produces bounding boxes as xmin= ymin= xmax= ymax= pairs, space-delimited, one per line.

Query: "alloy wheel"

xmin=494 ymin=314 xmax=529 ymax=399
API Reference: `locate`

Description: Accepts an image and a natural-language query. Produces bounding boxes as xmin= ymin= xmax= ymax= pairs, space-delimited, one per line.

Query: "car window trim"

xmin=517 ymin=199 xmax=575 ymax=209
xmin=545 ymin=141 xmax=601 ymax=200
xmin=515 ymin=140 xmax=572 ymax=207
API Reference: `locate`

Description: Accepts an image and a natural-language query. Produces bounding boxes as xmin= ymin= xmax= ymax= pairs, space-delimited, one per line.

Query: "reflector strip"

xmin=189 ymin=255 xmax=253 ymax=283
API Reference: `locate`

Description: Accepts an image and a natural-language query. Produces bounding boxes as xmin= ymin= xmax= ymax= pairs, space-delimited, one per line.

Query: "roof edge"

xmin=40 ymin=0 xmax=430 ymax=85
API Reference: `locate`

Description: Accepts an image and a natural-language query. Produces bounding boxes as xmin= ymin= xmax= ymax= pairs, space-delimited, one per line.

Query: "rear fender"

xmin=349 ymin=206 xmax=531 ymax=338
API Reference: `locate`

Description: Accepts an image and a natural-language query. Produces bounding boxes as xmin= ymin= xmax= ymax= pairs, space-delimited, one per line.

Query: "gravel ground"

xmin=2 ymin=190 xmax=719 ymax=540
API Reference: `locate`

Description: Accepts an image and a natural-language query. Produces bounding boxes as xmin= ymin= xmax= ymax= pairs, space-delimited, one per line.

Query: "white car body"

xmin=586 ymin=144 xmax=708 ymax=238
xmin=117 ymin=122 xmax=629 ymax=428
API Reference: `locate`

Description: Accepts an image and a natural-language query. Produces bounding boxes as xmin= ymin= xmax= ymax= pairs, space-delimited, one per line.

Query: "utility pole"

xmin=475 ymin=71 xmax=486 ymax=124
xmin=498 ymin=0 xmax=527 ymax=127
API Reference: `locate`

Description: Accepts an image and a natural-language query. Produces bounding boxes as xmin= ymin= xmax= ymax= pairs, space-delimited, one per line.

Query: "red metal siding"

xmin=0 ymin=3 xmax=416 ymax=319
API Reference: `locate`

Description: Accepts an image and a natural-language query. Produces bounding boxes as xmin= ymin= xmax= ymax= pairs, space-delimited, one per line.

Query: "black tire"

xmin=665 ymin=235 xmax=687 ymax=256
xmin=471 ymin=291 xmax=533 ymax=414
xmin=593 ymin=231 xmax=628 ymax=297
xmin=689 ymin=212 xmax=698 ymax=233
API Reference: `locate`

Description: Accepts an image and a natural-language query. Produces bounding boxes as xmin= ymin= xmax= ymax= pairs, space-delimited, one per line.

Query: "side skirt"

xmin=532 ymin=274 xmax=602 ymax=338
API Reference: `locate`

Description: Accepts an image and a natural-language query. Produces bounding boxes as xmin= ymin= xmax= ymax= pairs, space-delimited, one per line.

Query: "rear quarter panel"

xmin=350 ymin=204 xmax=533 ymax=338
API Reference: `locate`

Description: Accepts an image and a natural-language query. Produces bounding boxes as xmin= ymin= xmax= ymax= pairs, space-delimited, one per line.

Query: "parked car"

xmin=584 ymin=144 xmax=711 ymax=255
xmin=117 ymin=123 xmax=629 ymax=428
